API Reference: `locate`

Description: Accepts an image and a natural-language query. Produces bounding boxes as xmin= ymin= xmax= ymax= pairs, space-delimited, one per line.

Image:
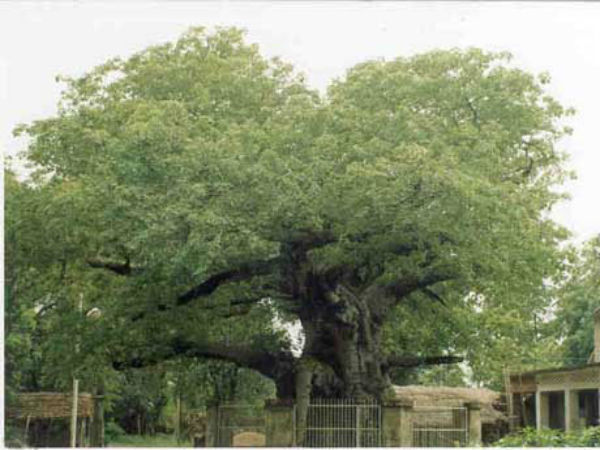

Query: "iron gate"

xmin=302 ymin=398 xmax=381 ymax=447
xmin=412 ymin=405 xmax=468 ymax=447
xmin=215 ymin=404 xmax=266 ymax=447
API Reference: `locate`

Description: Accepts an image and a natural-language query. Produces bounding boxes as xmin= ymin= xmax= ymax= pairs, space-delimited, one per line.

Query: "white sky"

xmin=1 ymin=1 xmax=599 ymax=243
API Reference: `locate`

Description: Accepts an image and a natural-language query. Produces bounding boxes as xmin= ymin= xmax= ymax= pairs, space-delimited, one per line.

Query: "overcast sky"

xmin=1 ymin=1 xmax=599 ymax=243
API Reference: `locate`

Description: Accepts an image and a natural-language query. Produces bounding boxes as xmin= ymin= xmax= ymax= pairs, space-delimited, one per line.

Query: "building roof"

xmin=510 ymin=362 xmax=600 ymax=378
xmin=392 ymin=385 xmax=506 ymax=424
xmin=6 ymin=392 xmax=94 ymax=419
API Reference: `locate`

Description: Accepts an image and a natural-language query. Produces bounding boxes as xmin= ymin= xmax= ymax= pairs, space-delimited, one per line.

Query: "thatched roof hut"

xmin=5 ymin=392 xmax=96 ymax=447
xmin=393 ymin=385 xmax=507 ymax=424
xmin=7 ymin=392 xmax=94 ymax=419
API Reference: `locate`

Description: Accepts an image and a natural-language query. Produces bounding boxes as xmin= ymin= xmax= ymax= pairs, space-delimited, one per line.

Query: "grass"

xmin=108 ymin=433 xmax=193 ymax=447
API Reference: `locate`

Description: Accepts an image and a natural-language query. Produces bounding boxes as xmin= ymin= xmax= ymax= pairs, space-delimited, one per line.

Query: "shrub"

xmin=494 ymin=426 xmax=600 ymax=447
xmin=104 ymin=421 xmax=126 ymax=444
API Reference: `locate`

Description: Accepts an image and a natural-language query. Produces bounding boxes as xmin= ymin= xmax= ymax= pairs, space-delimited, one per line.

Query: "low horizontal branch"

xmin=176 ymin=257 xmax=281 ymax=306
xmin=87 ymin=257 xmax=140 ymax=276
xmin=386 ymin=354 xmax=463 ymax=368
xmin=131 ymin=296 xmax=265 ymax=322
xmin=113 ymin=337 xmax=296 ymax=381
xmin=420 ymin=287 xmax=447 ymax=306
xmin=385 ymin=267 xmax=457 ymax=301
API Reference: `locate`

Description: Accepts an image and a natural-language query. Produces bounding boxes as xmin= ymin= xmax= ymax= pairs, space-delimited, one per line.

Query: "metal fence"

xmin=412 ymin=405 xmax=468 ymax=447
xmin=302 ymin=398 xmax=381 ymax=447
xmin=213 ymin=399 xmax=471 ymax=447
xmin=215 ymin=403 xmax=266 ymax=447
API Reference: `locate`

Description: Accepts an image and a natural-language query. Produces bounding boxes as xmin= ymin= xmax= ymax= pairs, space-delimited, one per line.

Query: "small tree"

xmin=555 ymin=236 xmax=600 ymax=365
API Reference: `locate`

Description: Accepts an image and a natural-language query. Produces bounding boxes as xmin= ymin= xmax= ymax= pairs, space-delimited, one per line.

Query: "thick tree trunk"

xmin=298 ymin=277 xmax=392 ymax=401
xmin=294 ymin=358 xmax=313 ymax=446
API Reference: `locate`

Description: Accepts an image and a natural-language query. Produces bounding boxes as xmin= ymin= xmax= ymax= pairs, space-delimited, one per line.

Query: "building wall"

xmin=510 ymin=365 xmax=600 ymax=432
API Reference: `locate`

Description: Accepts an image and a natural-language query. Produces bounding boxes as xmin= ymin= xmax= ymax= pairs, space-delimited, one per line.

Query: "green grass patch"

xmin=108 ymin=433 xmax=192 ymax=447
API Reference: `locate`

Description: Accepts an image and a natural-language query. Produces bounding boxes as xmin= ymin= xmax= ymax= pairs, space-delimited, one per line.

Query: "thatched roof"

xmin=393 ymin=385 xmax=506 ymax=424
xmin=7 ymin=392 xmax=94 ymax=419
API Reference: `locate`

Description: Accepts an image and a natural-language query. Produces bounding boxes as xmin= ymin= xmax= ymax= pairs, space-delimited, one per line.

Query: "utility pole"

xmin=70 ymin=294 xmax=83 ymax=447
xmin=175 ymin=391 xmax=182 ymax=444
xmin=70 ymin=379 xmax=79 ymax=447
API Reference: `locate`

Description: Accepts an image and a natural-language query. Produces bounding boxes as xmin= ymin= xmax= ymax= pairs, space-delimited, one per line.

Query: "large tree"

xmin=9 ymin=27 xmax=572 ymax=402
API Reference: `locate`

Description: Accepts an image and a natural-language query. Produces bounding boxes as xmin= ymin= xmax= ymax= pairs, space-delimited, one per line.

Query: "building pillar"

xmin=537 ymin=391 xmax=551 ymax=430
xmin=465 ymin=402 xmax=482 ymax=447
xmin=566 ymin=389 xmax=581 ymax=431
xmin=382 ymin=399 xmax=413 ymax=447
xmin=565 ymin=389 xmax=570 ymax=431
xmin=593 ymin=307 xmax=600 ymax=363
xmin=265 ymin=399 xmax=294 ymax=447
xmin=536 ymin=390 xmax=542 ymax=430
xmin=205 ymin=404 xmax=218 ymax=447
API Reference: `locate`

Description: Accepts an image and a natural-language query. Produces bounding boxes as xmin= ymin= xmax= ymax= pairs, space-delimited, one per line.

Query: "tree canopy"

xmin=7 ymin=27 xmax=574 ymax=402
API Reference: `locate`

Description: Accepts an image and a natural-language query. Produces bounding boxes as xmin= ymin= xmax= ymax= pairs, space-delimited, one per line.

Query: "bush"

xmin=576 ymin=427 xmax=600 ymax=447
xmin=495 ymin=426 xmax=600 ymax=447
xmin=104 ymin=421 xmax=126 ymax=444
xmin=4 ymin=421 xmax=27 ymax=448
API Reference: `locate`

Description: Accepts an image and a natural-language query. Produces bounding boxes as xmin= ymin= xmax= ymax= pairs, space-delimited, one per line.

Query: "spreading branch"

xmin=131 ymin=296 xmax=266 ymax=322
xmin=386 ymin=354 xmax=463 ymax=368
xmin=176 ymin=257 xmax=281 ymax=306
xmin=269 ymin=229 xmax=338 ymax=250
xmin=420 ymin=287 xmax=447 ymax=306
xmin=380 ymin=271 xmax=455 ymax=304
xmin=87 ymin=257 xmax=136 ymax=275
xmin=364 ymin=268 xmax=456 ymax=320
xmin=113 ymin=337 xmax=296 ymax=382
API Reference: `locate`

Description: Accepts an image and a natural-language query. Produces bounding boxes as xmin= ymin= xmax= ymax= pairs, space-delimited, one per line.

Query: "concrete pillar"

xmin=593 ymin=307 xmax=600 ymax=363
xmin=205 ymin=404 xmax=218 ymax=447
xmin=537 ymin=392 xmax=550 ymax=429
xmin=465 ymin=402 xmax=482 ymax=447
xmin=535 ymin=390 xmax=542 ymax=430
xmin=566 ymin=389 xmax=581 ymax=431
xmin=597 ymin=389 xmax=600 ymax=427
xmin=382 ymin=399 xmax=413 ymax=447
xmin=264 ymin=399 xmax=294 ymax=447
xmin=564 ymin=389 xmax=570 ymax=431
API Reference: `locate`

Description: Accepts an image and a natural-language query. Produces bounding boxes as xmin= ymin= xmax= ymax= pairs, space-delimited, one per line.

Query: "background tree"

xmin=554 ymin=236 xmax=600 ymax=365
xmin=9 ymin=27 xmax=574 ymax=404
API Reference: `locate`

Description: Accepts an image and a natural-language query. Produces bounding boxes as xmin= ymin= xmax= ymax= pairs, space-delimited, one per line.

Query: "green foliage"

xmin=107 ymin=432 xmax=190 ymax=447
xmin=110 ymin=367 xmax=169 ymax=435
xmin=4 ymin=420 xmax=27 ymax=448
xmin=495 ymin=426 xmax=600 ymax=447
xmin=416 ymin=365 xmax=468 ymax=387
xmin=322 ymin=48 xmax=572 ymax=388
xmin=6 ymin=27 xmax=575 ymax=395
xmin=104 ymin=421 xmax=126 ymax=445
xmin=167 ymin=358 xmax=275 ymax=409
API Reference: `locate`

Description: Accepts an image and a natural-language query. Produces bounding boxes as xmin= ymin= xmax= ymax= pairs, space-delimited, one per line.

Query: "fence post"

xmin=382 ymin=399 xmax=413 ymax=447
xmin=205 ymin=403 xmax=219 ymax=447
xmin=465 ymin=401 xmax=482 ymax=446
xmin=90 ymin=388 xmax=105 ymax=447
xmin=265 ymin=399 xmax=294 ymax=447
